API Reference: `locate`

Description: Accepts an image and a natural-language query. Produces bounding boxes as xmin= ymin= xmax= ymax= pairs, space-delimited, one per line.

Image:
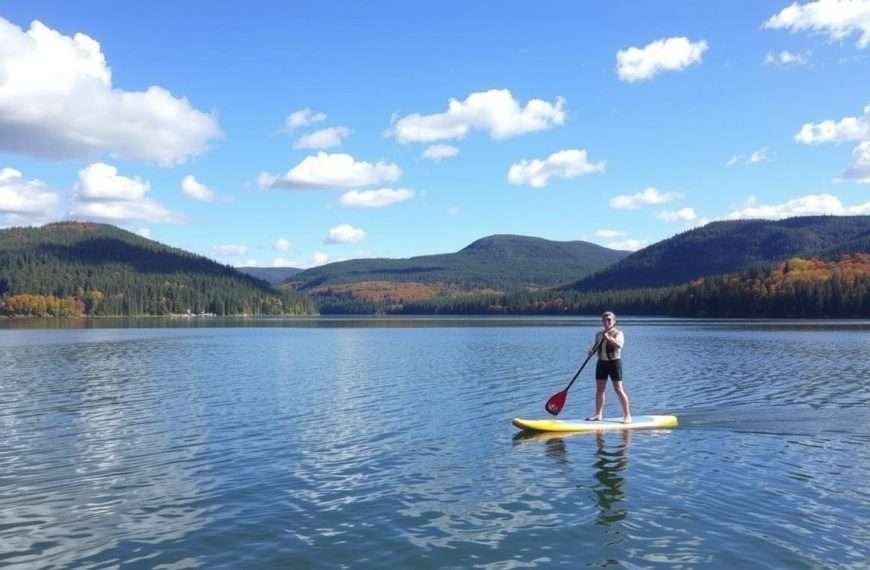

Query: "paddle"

xmin=545 ymin=336 xmax=605 ymax=416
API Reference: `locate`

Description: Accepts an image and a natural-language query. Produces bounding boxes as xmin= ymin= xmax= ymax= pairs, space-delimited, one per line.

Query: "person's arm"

xmin=603 ymin=328 xmax=624 ymax=349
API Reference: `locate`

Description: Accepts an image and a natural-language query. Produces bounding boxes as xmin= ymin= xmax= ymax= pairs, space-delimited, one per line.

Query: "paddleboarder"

xmin=586 ymin=311 xmax=632 ymax=423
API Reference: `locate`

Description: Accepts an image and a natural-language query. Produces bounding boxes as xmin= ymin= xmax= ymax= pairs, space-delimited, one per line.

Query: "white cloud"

xmin=609 ymin=187 xmax=683 ymax=209
xmin=70 ymin=163 xmax=181 ymax=223
xmin=725 ymin=193 xmax=870 ymax=219
xmin=606 ymin=239 xmax=647 ymax=251
xmin=271 ymin=257 xmax=297 ymax=267
xmin=181 ymin=175 xmax=215 ymax=202
xmin=293 ymin=126 xmax=350 ymax=149
xmin=795 ymin=103 xmax=870 ymax=180
xmin=258 ymin=152 xmax=401 ymax=190
xmin=838 ymin=140 xmax=870 ymax=181
xmin=273 ymin=238 xmax=291 ymax=252
xmin=212 ymin=244 xmax=248 ymax=257
xmin=616 ymin=37 xmax=708 ymax=82
xmin=0 ymin=18 xmax=221 ymax=166
xmin=765 ymin=0 xmax=870 ymax=49
xmin=765 ymin=50 xmax=810 ymax=65
xmin=136 ymin=228 xmax=151 ymax=239
xmin=447 ymin=206 xmax=460 ymax=216
xmin=325 ymin=224 xmax=366 ymax=244
xmin=422 ymin=144 xmax=460 ymax=161
xmin=77 ymin=162 xmax=148 ymax=201
xmin=507 ymin=149 xmax=605 ymax=188
xmin=656 ymin=207 xmax=698 ymax=222
xmin=311 ymin=252 xmax=330 ymax=266
xmin=339 ymin=188 xmax=415 ymax=208
xmin=594 ymin=229 xmax=625 ymax=238
xmin=749 ymin=147 xmax=770 ymax=163
xmin=794 ymin=103 xmax=870 ymax=143
xmin=0 ymin=167 xmax=59 ymax=218
xmin=284 ymin=108 xmax=326 ymax=132
xmin=729 ymin=147 xmax=772 ymax=166
xmin=239 ymin=259 xmax=258 ymax=267
xmin=389 ymin=89 xmax=566 ymax=143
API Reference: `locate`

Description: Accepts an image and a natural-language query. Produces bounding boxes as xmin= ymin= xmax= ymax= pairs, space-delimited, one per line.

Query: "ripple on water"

xmin=0 ymin=322 xmax=869 ymax=568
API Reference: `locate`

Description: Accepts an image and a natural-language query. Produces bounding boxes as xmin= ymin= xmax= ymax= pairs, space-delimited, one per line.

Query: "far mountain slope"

xmin=283 ymin=235 xmax=630 ymax=294
xmin=567 ymin=215 xmax=870 ymax=291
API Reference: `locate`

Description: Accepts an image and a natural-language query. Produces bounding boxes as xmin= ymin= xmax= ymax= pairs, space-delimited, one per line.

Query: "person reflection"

xmin=593 ymin=429 xmax=632 ymax=527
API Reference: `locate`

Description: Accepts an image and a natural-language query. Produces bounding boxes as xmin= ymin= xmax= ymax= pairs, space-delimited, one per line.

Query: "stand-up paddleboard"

xmin=512 ymin=415 xmax=677 ymax=433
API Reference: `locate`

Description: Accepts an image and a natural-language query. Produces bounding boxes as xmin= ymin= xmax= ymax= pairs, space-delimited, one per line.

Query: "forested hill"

xmin=237 ymin=266 xmax=303 ymax=285
xmin=283 ymin=234 xmax=629 ymax=293
xmin=0 ymin=222 xmax=315 ymax=316
xmin=567 ymin=216 xmax=870 ymax=291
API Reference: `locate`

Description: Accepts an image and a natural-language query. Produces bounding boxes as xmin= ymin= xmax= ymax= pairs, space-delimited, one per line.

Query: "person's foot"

xmin=585 ymin=415 xmax=602 ymax=421
xmin=623 ymin=416 xmax=632 ymax=424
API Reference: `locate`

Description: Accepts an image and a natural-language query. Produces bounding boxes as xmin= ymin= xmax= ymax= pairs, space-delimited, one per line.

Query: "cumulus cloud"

xmin=795 ymin=103 xmax=870 ymax=181
xmin=389 ymin=89 xmax=566 ymax=143
xmin=181 ymin=175 xmax=215 ymax=202
xmin=422 ymin=144 xmax=460 ymax=161
xmin=238 ymin=259 xmax=258 ymax=267
xmin=258 ymin=152 xmax=401 ymax=190
xmin=594 ymin=229 xmax=625 ymax=238
xmin=271 ymin=257 xmax=297 ymax=267
xmin=656 ymin=207 xmax=698 ymax=222
xmin=311 ymin=252 xmax=330 ymax=266
xmin=0 ymin=168 xmax=59 ymax=225
xmin=325 ymin=224 xmax=366 ymax=244
xmin=609 ymin=187 xmax=683 ymax=209
xmin=606 ymin=239 xmax=647 ymax=251
xmin=507 ymin=149 xmax=605 ymax=188
xmin=838 ymin=140 xmax=870 ymax=181
xmin=284 ymin=108 xmax=326 ymax=132
xmin=725 ymin=193 xmax=870 ymax=219
xmin=339 ymin=188 xmax=415 ymax=208
xmin=70 ymin=163 xmax=181 ymax=223
xmin=212 ymin=244 xmax=248 ymax=257
xmin=293 ymin=126 xmax=350 ymax=149
xmin=765 ymin=50 xmax=810 ymax=65
xmin=616 ymin=37 xmax=708 ymax=82
xmin=0 ymin=17 xmax=221 ymax=166
xmin=273 ymin=238 xmax=290 ymax=252
xmin=136 ymin=228 xmax=152 ymax=239
xmin=765 ymin=0 xmax=870 ymax=49
xmin=794 ymin=103 xmax=870 ymax=143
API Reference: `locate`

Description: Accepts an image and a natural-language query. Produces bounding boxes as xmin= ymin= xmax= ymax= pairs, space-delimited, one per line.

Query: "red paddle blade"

xmin=545 ymin=390 xmax=567 ymax=416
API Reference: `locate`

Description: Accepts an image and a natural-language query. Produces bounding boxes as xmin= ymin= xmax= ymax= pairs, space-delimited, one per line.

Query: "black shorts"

xmin=595 ymin=359 xmax=623 ymax=382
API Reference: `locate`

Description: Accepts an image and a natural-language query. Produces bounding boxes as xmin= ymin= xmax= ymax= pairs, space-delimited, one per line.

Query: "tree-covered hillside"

xmin=568 ymin=216 xmax=870 ymax=291
xmin=284 ymin=234 xmax=629 ymax=293
xmin=0 ymin=222 xmax=315 ymax=316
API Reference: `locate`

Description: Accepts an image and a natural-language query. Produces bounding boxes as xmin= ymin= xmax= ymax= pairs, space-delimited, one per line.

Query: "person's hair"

xmin=601 ymin=311 xmax=616 ymax=321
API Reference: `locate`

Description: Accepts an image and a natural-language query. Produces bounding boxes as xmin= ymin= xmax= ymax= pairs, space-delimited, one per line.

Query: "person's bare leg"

xmin=587 ymin=379 xmax=607 ymax=420
xmin=613 ymin=381 xmax=632 ymax=423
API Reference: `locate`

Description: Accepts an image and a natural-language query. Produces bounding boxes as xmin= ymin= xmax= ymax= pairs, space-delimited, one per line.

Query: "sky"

xmin=0 ymin=1 xmax=869 ymax=268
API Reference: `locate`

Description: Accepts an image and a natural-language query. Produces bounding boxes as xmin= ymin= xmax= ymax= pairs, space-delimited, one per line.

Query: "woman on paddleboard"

xmin=586 ymin=311 xmax=632 ymax=423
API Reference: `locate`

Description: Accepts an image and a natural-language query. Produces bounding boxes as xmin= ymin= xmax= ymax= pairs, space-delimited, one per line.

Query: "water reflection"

xmin=593 ymin=430 xmax=631 ymax=528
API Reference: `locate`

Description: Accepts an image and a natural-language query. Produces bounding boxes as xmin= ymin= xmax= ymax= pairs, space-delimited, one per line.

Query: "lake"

xmin=1 ymin=317 xmax=869 ymax=569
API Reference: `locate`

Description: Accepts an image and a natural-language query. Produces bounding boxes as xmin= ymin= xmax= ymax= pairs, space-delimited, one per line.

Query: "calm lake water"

xmin=1 ymin=317 xmax=869 ymax=569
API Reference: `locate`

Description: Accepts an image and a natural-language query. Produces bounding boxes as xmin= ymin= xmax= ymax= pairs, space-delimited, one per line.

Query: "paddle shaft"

xmin=563 ymin=336 xmax=604 ymax=392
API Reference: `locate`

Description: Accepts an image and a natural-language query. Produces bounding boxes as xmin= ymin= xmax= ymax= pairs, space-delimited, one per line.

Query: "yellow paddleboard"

xmin=512 ymin=415 xmax=678 ymax=433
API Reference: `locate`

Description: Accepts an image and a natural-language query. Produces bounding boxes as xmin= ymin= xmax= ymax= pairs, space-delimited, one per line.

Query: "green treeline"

xmin=318 ymin=255 xmax=870 ymax=318
xmin=0 ymin=223 xmax=316 ymax=317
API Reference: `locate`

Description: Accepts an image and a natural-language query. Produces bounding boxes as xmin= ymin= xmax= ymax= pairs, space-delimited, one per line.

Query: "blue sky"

xmin=1 ymin=1 xmax=868 ymax=267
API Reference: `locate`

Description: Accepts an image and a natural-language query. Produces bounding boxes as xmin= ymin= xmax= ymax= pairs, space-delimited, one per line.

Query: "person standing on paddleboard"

xmin=586 ymin=311 xmax=632 ymax=423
